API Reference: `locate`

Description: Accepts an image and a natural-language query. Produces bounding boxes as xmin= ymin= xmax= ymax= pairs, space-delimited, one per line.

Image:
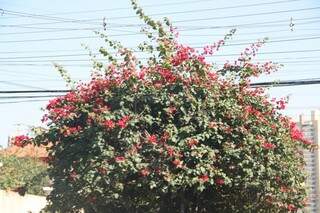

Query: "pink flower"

xmin=104 ymin=119 xmax=115 ymax=129
xmin=187 ymin=139 xmax=199 ymax=148
xmin=158 ymin=68 xmax=176 ymax=83
xmin=290 ymin=122 xmax=304 ymax=141
xmin=160 ymin=131 xmax=170 ymax=143
xmin=115 ymin=156 xmax=125 ymax=163
xmin=117 ymin=116 xmax=130 ymax=128
xmin=167 ymin=106 xmax=177 ymax=115
xmin=302 ymin=139 xmax=312 ymax=145
xmin=166 ymin=147 xmax=175 ymax=157
xmin=208 ymin=122 xmax=218 ymax=129
xmin=46 ymin=97 xmax=63 ymax=110
xmin=63 ymin=126 xmax=82 ymax=136
xmin=287 ymin=204 xmax=296 ymax=211
xmin=12 ymin=135 xmax=30 ymax=147
xmin=262 ymin=142 xmax=276 ymax=150
xmin=140 ymin=168 xmax=150 ymax=177
xmin=147 ymin=134 xmax=157 ymax=144
xmin=171 ymin=45 xmax=193 ymax=66
xmin=215 ymin=178 xmax=225 ymax=185
xmin=276 ymin=99 xmax=286 ymax=110
xmin=172 ymin=158 xmax=182 ymax=167
xmin=199 ymin=175 xmax=209 ymax=182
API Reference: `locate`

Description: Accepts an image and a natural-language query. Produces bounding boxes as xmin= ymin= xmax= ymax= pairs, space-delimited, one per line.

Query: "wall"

xmin=0 ymin=190 xmax=47 ymax=213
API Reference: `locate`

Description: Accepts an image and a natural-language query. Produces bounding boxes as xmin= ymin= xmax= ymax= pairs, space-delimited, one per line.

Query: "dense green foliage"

xmin=0 ymin=154 xmax=50 ymax=196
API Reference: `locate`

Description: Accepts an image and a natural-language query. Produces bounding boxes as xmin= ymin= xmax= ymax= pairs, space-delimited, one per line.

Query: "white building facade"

xmin=298 ymin=110 xmax=320 ymax=213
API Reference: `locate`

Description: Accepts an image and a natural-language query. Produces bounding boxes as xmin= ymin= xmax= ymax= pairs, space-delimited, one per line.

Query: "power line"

xmin=0 ymin=81 xmax=46 ymax=90
xmin=0 ymin=99 xmax=51 ymax=105
xmin=0 ymin=63 xmax=91 ymax=67
xmin=251 ymin=78 xmax=320 ymax=87
xmin=174 ymin=6 xmax=320 ymax=23
xmin=31 ymin=5 xmax=318 ymax=25
xmin=0 ymin=27 xmax=136 ymax=36
xmin=0 ymin=35 xmax=101 ymax=43
xmin=0 ymin=16 xmax=317 ymax=35
xmin=0 ymin=90 xmax=71 ymax=94
xmin=3 ymin=0 xmax=301 ymax=26
xmin=1 ymin=78 xmax=320 ymax=95
xmin=3 ymin=59 xmax=320 ymax=67
xmin=2 ymin=4 xmax=316 ymax=29
xmin=0 ymin=68 xmax=60 ymax=80
xmin=3 ymin=68 xmax=320 ymax=83
xmin=0 ymin=46 xmax=320 ymax=60
xmin=1 ymin=33 xmax=320 ymax=60
xmin=0 ymin=17 xmax=318 ymax=43
xmin=1 ymin=36 xmax=320 ymax=63
xmin=1 ymin=26 xmax=319 ymax=37
xmin=0 ymin=45 xmax=319 ymax=56
xmin=2 ymin=60 xmax=320 ymax=65
xmin=0 ymin=28 xmax=97 ymax=36
xmin=0 ymin=95 xmax=62 ymax=99
xmin=0 ymin=25 xmax=100 ymax=30
xmin=43 ymin=0 xmax=299 ymax=15
xmin=0 ymin=0 xmax=214 ymax=18
xmin=1 ymin=0 xmax=302 ymax=26
xmin=116 ymin=0 xmax=303 ymax=20
xmin=212 ymin=48 xmax=320 ymax=57
xmin=1 ymin=8 xmax=95 ymax=23
xmin=182 ymin=28 xmax=320 ymax=37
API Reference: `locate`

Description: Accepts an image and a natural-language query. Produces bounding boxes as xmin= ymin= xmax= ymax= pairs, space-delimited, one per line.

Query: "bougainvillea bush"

xmin=13 ymin=1 xmax=313 ymax=212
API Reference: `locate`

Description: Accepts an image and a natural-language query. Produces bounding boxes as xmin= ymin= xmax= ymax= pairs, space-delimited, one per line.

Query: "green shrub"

xmin=0 ymin=154 xmax=50 ymax=196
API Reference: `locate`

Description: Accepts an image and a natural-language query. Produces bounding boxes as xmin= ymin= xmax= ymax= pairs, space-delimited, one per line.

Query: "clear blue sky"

xmin=0 ymin=0 xmax=319 ymax=146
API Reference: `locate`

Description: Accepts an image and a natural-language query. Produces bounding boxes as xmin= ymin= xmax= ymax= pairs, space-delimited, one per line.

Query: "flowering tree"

xmin=13 ymin=0 xmax=313 ymax=212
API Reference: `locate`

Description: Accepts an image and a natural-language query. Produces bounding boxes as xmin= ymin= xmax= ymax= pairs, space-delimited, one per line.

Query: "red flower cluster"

xmin=171 ymin=45 xmax=194 ymax=66
xmin=115 ymin=156 xmax=125 ymax=163
xmin=104 ymin=119 xmax=115 ymax=129
xmin=140 ymin=168 xmax=150 ymax=177
xmin=46 ymin=97 xmax=63 ymax=110
xmin=215 ymin=178 xmax=225 ymax=186
xmin=199 ymin=175 xmax=209 ymax=182
xmin=276 ymin=98 xmax=286 ymax=110
xmin=51 ymin=105 xmax=76 ymax=121
xmin=172 ymin=158 xmax=183 ymax=168
xmin=166 ymin=146 xmax=175 ymax=157
xmin=160 ymin=131 xmax=170 ymax=143
xmin=12 ymin=135 xmax=30 ymax=147
xmin=187 ymin=138 xmax=199 ymax=148
xmin=63 ymin=126 xmax=82 ymax=136
xmin=262 ymin=142 xmax=276 ymax=150
xmin=158 ymin=68 xmax=176 ymax=83
xmin=289 ymin=122 xmax=304 ymax=141
xmin=147 ymin=134 xmax=157 ymax=144
xmin=287 ymin=204 xmax=297 ymax=212
xmin=117 ymin=116 xmax=130 ymax=128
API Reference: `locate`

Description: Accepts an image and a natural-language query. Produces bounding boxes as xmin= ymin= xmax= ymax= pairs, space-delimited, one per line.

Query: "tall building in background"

xmin=298 ymin=110 xmax=320 ymax=213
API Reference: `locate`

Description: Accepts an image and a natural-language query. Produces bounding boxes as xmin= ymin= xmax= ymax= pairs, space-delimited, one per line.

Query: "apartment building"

xmin=298 ymin=110 xmax=320 ymax=213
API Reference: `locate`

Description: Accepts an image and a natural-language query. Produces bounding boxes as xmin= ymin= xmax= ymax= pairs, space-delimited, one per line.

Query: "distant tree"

xmin=0 ymin=154 xmax=49 ymax=196
xmin=15 ymin=0 xmax=312 ymax=212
